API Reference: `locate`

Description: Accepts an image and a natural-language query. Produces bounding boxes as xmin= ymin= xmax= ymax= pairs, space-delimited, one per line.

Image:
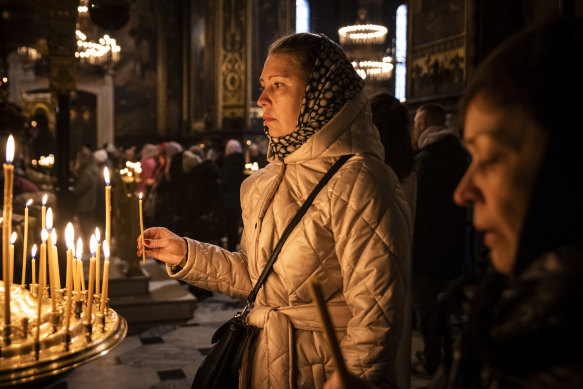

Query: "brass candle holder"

xmin=0 ymin=282 xmax=126 ymax=386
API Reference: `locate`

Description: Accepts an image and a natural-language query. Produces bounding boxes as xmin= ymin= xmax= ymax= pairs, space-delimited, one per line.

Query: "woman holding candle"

xmin=139 ymin=33 xmax=412 ymax=389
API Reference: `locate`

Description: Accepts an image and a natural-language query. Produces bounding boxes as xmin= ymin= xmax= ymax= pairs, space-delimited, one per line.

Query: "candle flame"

xmin=51 ymin=229 xmax=57 ymax=245
xmin=41 ymin=229 xmax=48 ymax=242
xmin=26 ymin=199 xmax=33 ymax=207
xmin=104 ymin=167 xmax=110 ymax=186
xmin=139 ymin=192 xmax=143 ymax=200
xmin=42 ymin=193 xmax=47 ymax=206
xmin=31 ymin=244 xmax=37 ymax=258
xmin=10 ymin=231 xmax=17 ymax=244
xmin=46 ymin=207 xmax=53 ymax=230
xmin=6 ymin=134 xmax=14 ymax=163
xmin=90 ymin=234 xmax=97 ymax=256
xmin=103 ymin=240 xmax=110 ymax=259
xmin=0 ymin=217 xmax=3 ymax=224
xmin=95 ymin=227 xmax=101 ymax=242
xmin=76 ymin=238 xmax=83 ymax=259
xmin=65 ymin=222 xmax=74 ymax=249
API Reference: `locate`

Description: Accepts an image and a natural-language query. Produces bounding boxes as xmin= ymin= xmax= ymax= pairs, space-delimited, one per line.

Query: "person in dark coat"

xmin=432 ymin=17 xmax=583 ymax=388
xmin=411 ymin=103 xmax=469 ymax=375
xmin=221 ymin=139 xmax=245 ymax=251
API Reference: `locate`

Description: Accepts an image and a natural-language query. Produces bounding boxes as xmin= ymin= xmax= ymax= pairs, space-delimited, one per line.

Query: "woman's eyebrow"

xmin=259 ymin=74 xmax=290 ymax=83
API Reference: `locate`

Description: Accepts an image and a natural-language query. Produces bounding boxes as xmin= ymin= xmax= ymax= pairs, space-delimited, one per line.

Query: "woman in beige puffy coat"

xmin=139 ymin=33 xmax=412 ymax=389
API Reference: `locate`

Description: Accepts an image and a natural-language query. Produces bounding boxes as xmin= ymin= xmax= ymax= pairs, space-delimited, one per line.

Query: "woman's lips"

xmin=263 ymin=115 xmax=275 ymax=123
xmin=483 ymin=230 xmax=498 ymax=247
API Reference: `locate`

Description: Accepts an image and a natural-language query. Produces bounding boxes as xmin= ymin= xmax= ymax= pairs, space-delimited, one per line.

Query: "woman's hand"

xmin=323 ymin=371 xmax=370 ymax=389
xmin=137 ymin=227 xmax=187 ymax=265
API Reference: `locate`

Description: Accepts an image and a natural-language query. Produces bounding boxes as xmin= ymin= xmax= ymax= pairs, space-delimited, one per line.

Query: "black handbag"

xmin=192 ymin=154 xmax=352 ymax=389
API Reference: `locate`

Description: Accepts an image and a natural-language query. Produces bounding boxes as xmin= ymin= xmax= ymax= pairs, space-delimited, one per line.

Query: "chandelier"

xmin=339 ymin=24 xmax=387 ymax=45
xmin=338 ymin=9 xmax=393 ymax=81
xmin=74 ymin=1 xmax=121 ymax=65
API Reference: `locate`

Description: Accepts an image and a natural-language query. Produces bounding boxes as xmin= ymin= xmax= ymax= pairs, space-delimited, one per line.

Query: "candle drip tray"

xmin=0 ymin=283 xmax=127 ymax=387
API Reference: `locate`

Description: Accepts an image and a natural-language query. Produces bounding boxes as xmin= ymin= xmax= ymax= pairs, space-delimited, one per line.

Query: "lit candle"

xmin=104 ymin=167 xmax=111 ymax=250
xmin=85 ymin=235 xmax=97 ymax=324
xmin=9 ymin=232 xmax=16 ymax=283
xmin=35 ymin=229 xmax=48 ymax=344
xmin=31 ymin=244 xmax=37 ymax=284
xmin=21 ymin=199 xmax=32 ymax=285
xmin=52 ymin=229 xmax=61 ymax=289
xmin=100 ymin=240 xmax=110 ymax=316
xmin=76 ymin=238 xmax=85 ymax=292
xmin=95 ymin=227 xmax=101 ymax=295
xmin=65 ymin=222 xmax=74 ymax=331
xmin=46 ymin=209 xmax=56 ymax=312
xmin=139 ymin=192 xmax=145 ymax=264
xmin=41 ymin=194 xmax=47 ymax=232
xmin=3 ymin=134 xmax=15 ymax=328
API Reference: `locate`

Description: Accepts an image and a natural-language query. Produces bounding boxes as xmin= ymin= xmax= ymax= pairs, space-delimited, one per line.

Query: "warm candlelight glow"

xmin=95 ymin=227 xmax=101 ymax=242
xmin=76 ymin=237 xmax=85 ymax=291
xmin=52 ymin=229 xmax=57 ymax=245
xmin=41 ymin=229 xmax=48 ymax=243
xmin=139 ymin=192 xmax=143 ymax=200
xmin=6 ymin=134 xmax=14 ymax=163
xmin=46 ymin=207 xmax=53 ymax=230
xmin=103 ymin=167 xmax=110 ymax=186
xmin=90 ymin=234 xmax=97 ymax=256
xmin=42 ymin=194 xmax=47 ymax=206
xmin=31 ymin=244 xmax=37 ymax=284
xmin=26 ymin=199 xmax=33 ymax=207
xmin=65 ymin=223 xmax=74 ymax=250
xmin=10 ymin=231 xmax=16 ymax=244
xmin=103 ymin=240 xmax=110 ymax=259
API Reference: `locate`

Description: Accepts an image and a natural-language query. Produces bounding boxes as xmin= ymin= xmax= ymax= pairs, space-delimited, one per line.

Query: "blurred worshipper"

xmin=138 ymin=143 xmax=159 ymax=197
xmin=143 ymin=141 xmax=183 ymax=228
xmin=221 ymin=139 xmax=245 ymax=251
xmin=139 ymin=32 xmax=412 ymax=388
xmin=410 ymin=103 xmax=468 ymax=377
xmin=248 ymin=142 xmax=267 ymax=168
xmin=370 ymin=93 xmax=416 ymax=216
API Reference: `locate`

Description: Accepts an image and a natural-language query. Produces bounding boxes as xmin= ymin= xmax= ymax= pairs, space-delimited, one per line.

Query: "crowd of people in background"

xmin=69 ymin=139 xmax=268 ymax=255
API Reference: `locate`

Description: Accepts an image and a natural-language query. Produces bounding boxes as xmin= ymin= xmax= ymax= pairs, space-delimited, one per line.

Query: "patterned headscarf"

xmin=266 ymin=35 xmax=364 ymax=160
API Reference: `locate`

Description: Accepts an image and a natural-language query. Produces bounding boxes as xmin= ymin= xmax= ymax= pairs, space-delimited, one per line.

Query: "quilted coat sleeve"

xmin=165 ymin=227 xmax=253 ymax=299
xmin=331 ymin=157 xmax=412 ymax=388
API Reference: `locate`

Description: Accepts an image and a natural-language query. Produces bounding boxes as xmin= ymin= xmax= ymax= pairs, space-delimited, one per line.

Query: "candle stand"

xmin=0 ymin=282 xmax=127 ymax=386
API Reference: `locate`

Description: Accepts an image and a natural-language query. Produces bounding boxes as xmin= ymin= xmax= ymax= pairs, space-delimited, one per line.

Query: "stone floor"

xmin=40 ymin=262 xmax=433 ymax=389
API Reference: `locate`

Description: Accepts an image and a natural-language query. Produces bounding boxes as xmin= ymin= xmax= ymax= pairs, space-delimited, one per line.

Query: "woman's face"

xmin=454 ymin=95 xmax=547 ymax=274
xmin=257 ymin=53 xmax=307 ymax=137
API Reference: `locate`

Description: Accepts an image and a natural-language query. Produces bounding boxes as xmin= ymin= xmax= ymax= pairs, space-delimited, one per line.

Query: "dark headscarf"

xmin=266 ymin=34 xmax=364 ymax=159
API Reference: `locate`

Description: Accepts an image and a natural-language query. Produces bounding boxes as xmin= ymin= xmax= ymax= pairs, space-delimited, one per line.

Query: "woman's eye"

xmin=274 ymin=82 xmax=283 ymax=88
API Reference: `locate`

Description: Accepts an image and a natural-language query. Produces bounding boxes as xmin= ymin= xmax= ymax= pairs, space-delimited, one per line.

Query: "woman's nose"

xmin=453 ymin=167 xmax=481 ymax=208
xmin=257 ymin=89 xmax=269 ymax=107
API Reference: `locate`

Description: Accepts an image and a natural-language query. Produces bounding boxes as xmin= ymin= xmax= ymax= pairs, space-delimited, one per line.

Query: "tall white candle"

xmin=104 ymin=167 xmax=111 ymax=251
xmin=21 ymin=199 xmax=32 ymax=285
xmin=100 ymin=240 xmax=110 ymax=316
xmin=3 ymin=135 xmax=14 ymax=328
xmin=95 ymin=227 xmax=101 ymax=295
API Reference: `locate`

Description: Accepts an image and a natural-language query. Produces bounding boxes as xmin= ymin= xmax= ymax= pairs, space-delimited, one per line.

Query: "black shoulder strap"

xmin=243 ymin=154 xmax=353 ymax=312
